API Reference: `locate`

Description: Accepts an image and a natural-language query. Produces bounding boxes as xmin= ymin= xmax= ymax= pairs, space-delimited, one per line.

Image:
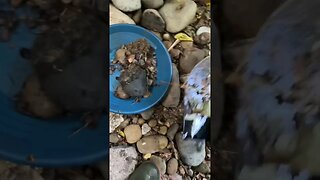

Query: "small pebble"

xmin=159 ymin=126 xmax=168 ymax=135
xmin=194 ymin=161 xmax=210 ymax=174
xmin=170 ymin=49 xmax=181 ymax=59
xmin=138 ymin=118 xmax=145 ymax=125
xmin=148 ymin=119 xmax=158 ymax=128
xmin=141 ymin=108 xmax=154 ymax=120
xmin=167 ymin=158 xmax=178 ymax=175
xmin=118 ymin=119 xmax=130 ymax=129
xmin=132 ymin=117 xmax=138 ymax=124
xmin=141 ymin=123 xmax=151 ymax=135
xmin=187 ymin=169 xmax=193 ymax=176
xmin=124 ymin=124 xmax=142 ymax=144
xmin=163 ymin=33 xmax=170 ymax=41
xmin=109 ymin=133 xmax=120 ymax=143
xmin=167 ymin=123 xmax=179 ymax=141
xmin=179 ymin=166 xmax=185 ymax=175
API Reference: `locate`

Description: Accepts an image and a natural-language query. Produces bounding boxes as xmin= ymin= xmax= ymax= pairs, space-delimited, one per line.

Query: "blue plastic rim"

xmin=0 ymin=6 xmax=107 ymax=167
xmin=109 ymin=24 xmax=173 ymax=114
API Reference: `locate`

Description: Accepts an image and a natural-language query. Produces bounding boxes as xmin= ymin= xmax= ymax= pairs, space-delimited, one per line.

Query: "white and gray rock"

xmin=141 ymin=9 xmax=165 ymax=32
xmin=109 ymin=112 xmax=124 ymax=133
xmin=141 ymin=108 xmax=154 ymax=120
xmin=159 ymin=0 xmax=197 ymax=33
xmin=111 ymin=0 xmax=141 ymax=12
xmin=110 ymin=4 xmax=135 ymax=25
xmin=196 ymin=26 xmax=211 ymax=36
xmin=162 ymin=64 xmax=180 ymax=107
xmin=175 ymin=132 xmax=205 ymax=166
xmin=142 ymin=0 xmax=164 ymax=9
xmin=141 ymin=123 xmax=151 ymax=135
xmin=110 ymin=146 xmax=138 ymax=180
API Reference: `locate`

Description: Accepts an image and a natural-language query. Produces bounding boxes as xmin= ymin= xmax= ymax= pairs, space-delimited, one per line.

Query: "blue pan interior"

xmin=0 ymin=5 xmax=107 ymax=167
xmin=109 ymin=24 xmax=172 ymax=114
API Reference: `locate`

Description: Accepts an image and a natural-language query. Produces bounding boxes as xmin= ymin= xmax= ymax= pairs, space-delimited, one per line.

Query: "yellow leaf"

xmin=143 ymin=153 xmax=152 ymax=160
xmin=174 ymin=33 xmax=193 ymax=42
xmin=117 ymin=130 xmax=125 ymax=137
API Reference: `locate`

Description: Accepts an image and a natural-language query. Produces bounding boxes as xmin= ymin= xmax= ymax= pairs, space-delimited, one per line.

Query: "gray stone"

xmin=141 ymin=108 xmax=154 ymax=120
xmin=175 ymin=132 xmax=205 ymax=166
xmin=167 ymin=123 xmax=179 ymax=141
xmin=167 ymin=158 xmax=178 ymax=175
xmin=142 ymin=0 xmax=164 ymax=9
xmin=141 ymin=9 xmax=166 ymax=32
xmin=179 ymin=47 xmax=206 ymax=74
xmin=110 ymin=146 xmax=138 ymax=180
xmin=162 ymin=64 xmax=180 ymax=107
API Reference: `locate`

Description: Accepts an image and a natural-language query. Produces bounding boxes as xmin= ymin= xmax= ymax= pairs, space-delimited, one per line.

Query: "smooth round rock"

xmin=110 ymin=4 xmax=135 ymax=25
xmin=158 ymin=126 xmax=168 ymax=135
xmin=175 ymin=133 xmax=205 ymax=166
xmin=128 ymin=162 xmax=160 ymax=180
xmin=179 ymin=47 xmax=206 ymax=74
xmin=150 ymin=156 xmax=166 ymax=175
xmin=142 ymin=0 xmax=164 ymax=9
xmin=137 ymin=135 xmax=168 ymax=154
xmin=109 ymin=133 xmax=120 ymax=143
xmin=162 ymin=64 xmax=180 ymax=107
xmin=159 ymin=0 xmax=197 ymax=33
xmin=148 ymin=119 xmax=158 ymax=128
xmin=167 ymin=158 xmax=178 ymax=175
xmin=141 ymin=9 xmax=166 ymax=32
xmin=111 ymin=0 xmax=141 ymax=12
xmin=124 ymin=124 xmax=142 ymax=144
xmin=167 ymin=123 xmax=179 ymax=141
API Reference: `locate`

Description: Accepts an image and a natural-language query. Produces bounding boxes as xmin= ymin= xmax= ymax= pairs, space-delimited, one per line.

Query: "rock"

xmin=141 ymin=123 xmax=151 ymax=135
xmin=162 ymin=64 xmax=180 ymax=107
xmin=163 ymin=33 xmax=170 ymax=41
xmin=179 ymin=47 xmax=206 ymax=74
xmin=141 ymin=108 xmax=154 ymax=120
xmin=137 ymin=135 xmax=168 ymax=154
xmin=118 ymin=119 xmax=130 ymax=129
xmin=196 ymin=26 xmax=211 ymax=36
xmin=110 ymin=133 xmax=120 ymax=143
xmin=141 ymin=0 xmax=164 ymax=9
xmin=128 ymin=162 xmax=160 ymax=180
xmin=151 ymin=31 xmax=162 ymax=40
xmin=158 ymin=126 xmax=168 ymax=135
xmin=109 ymin=146 xmax=138 ymax=180
xmin=187 ymin=169 xmax=193 ymax=176
xmin=124 ymin=124 xmax=142 ymax=144
xmin=148 ymin=119 xmax=158 ymax=127
xmin=169 ymin=173 xmax=183 ymax=180
xmin=167 ymin=158 xmax=178 ymax=175
xmin=138 ymin=118 xmax=145 ymax=125
xmin=163 ymin=41 xmax=172 ymax=49
xmin=175 ymin=133 xmax=205 ymax=166
xmin=111 ymin=0 xmax=141 ymax=12
xmin=150 ymin=156 xmax=166 ymax=175
xmin=220 ymin=0 xmax=286 ymax=41
xmin=169 ymin=49 xmax=182 ymax=59
xmin=194 ymin=161 xmax=210 ymax=174
xmin=167 ymin=123 xmax=179 ymax=141
xmin=110 ymin=113 xmax=125 ymax=133
xmin=194 ymin=32 xmax=210 ymax=45
xmin=178 ymin=166 xmax=185 ymax=175
xmin=132 ymin=9 xmax=142 ymax=23
xmin=180 ymin=41 xmax=193 ymax=49
xmin=132 ymin=117 xmax=138 ymax=124
xmin=159 ymin=0 xmax=197 ymax=33
xmin=141 ymin=9 xmax=165 ymax=32
xmin=110 ymin=4 xmax=136 ymax=25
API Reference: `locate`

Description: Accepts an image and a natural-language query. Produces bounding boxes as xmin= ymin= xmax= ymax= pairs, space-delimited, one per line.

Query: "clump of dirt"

xmin=112 ymin=38 xmax=157 ymax=100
